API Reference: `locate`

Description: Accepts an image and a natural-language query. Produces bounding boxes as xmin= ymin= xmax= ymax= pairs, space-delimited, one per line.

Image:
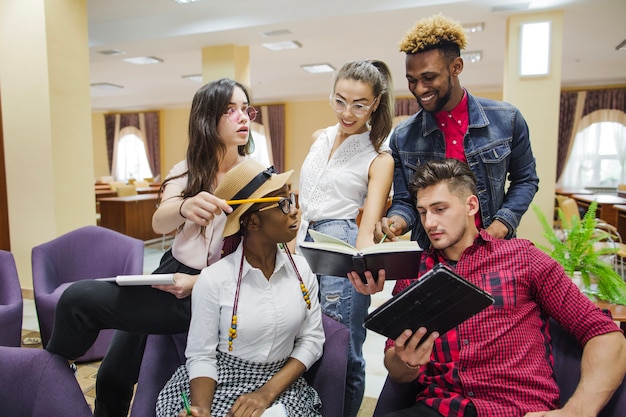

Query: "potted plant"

xmin=533 ymin=201 xmax=626 ymax=305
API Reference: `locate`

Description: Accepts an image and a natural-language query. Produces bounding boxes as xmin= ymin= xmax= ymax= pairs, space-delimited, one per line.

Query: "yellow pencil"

xmin=226 ymin=197 xmax=281 ymax=205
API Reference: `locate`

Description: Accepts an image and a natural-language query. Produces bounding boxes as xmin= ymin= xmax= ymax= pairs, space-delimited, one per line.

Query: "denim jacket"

xmin=388 ymin=92 xmax=539 ymax=249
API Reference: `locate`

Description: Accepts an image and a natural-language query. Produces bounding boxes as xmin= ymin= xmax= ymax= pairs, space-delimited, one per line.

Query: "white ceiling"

xmin=87 ymin=0 xmax=626 ymax=112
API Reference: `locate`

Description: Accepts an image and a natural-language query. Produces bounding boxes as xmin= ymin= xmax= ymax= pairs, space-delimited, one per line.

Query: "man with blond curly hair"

xmin=374 ymin=14 xmax=539 ymax=250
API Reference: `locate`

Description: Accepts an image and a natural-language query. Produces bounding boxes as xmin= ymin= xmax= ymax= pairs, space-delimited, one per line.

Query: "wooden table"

xmin=594 ymin=300 xmax=626 ymax=331
xmin=136 ymin=187 xmax=157 ymax=195
xmin=99 ymin=193 xmax=160 ymax=241
xmin=95 ymin=189 xmax=117 ymax=200
xmin=571 ymin=194 xmax=626 ymax=227
xmin=555 ymin=187 xmax=593 ymax=198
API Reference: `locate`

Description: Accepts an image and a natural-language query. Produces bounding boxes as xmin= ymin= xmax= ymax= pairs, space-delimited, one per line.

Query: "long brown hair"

xmin=161 ymin=78 xmax=254 ymax=199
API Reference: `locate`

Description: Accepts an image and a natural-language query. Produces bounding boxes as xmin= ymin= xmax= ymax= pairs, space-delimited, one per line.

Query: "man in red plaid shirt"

xmin=350 ymin=158 xmax=626 ymax=417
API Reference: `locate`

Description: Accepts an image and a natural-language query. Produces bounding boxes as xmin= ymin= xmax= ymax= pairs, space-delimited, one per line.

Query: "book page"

xmin=360 ymin=240 xmax=421 ymax=255
xmin=308 ymin=230 xmax=357 ymax=250
xmin=306 ymin=229 xmax=420 ymax=255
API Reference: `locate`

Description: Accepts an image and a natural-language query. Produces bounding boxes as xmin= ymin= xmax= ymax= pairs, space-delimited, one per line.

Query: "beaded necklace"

xmin=228 ymin=242 xmax=311 ymax=351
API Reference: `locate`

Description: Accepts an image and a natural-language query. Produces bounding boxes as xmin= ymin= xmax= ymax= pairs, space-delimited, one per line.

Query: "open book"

xmin=97 ymin=274 xmax=175 ymax=286
xmin=298 ymin=230 xmax=422 ymax=283
xmin=364 ymin=264 xmax=494 ymax=341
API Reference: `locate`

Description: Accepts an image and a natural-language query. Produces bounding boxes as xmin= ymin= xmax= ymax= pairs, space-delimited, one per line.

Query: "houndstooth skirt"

xmin=156 ymin=352 xmax=322 ymax=417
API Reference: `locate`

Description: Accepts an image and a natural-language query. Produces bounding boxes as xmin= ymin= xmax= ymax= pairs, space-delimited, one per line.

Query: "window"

xmin=113 ymin=130 xmax=153 ymax=182
xmin=560 ymin=119 xmax=626 ymax=188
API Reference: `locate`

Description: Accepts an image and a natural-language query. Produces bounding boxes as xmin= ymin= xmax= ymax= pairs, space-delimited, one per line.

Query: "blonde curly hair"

xmin=399 ymin=14 xmax=467 ymax=54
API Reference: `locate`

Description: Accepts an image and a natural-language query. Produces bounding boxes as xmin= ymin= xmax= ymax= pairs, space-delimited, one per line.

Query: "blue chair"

xmin=372 ymin=319 xmax=626 ymax=417
xmin=32 ymin=225 xmax=144 ymax=362
xmin=0 ymin=250 xmax=23 ymax=347
xmin=130 ymin=314 xmax=350 ymax=417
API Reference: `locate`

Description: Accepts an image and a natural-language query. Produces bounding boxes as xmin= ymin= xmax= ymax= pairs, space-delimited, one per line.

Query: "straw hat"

xmin=214 ymin=159 xmax=293 ymax=236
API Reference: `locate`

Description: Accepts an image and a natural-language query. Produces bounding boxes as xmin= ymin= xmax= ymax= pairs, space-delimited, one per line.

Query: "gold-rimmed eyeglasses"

xmin=223 ymin=106 xmax=257 ymax=122
xmin=329 ymin=96 xmax=378 ymax=118
xmin=257 ymin=192 xmax=296 ymax=215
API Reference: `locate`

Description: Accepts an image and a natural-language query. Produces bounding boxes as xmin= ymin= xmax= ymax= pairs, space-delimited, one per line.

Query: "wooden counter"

xmin=99 ymin=193 xmax=160 ymax=241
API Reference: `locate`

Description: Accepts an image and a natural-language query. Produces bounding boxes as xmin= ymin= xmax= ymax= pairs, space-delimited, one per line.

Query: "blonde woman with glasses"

xmin=296 ymin=59 xmax=394 ymax=417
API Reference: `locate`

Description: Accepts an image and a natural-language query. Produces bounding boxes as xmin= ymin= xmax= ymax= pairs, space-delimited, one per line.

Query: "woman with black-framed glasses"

xmin=296 ymin=59 xmax=395 ymax=417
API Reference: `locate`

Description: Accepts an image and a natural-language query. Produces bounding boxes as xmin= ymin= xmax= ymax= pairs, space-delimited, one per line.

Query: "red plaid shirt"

xmin=385 ymin=230 xmax=621 ymax=417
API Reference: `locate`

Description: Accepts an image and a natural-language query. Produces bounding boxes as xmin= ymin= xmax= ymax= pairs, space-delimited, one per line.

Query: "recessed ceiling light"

xmin=90 ymin=82 xmax=124 ymax=90
xmin=262 ymin=41 xmax=302 ymax=51
xmin=262 ymin=29 xmax=292 ymax=37
xmin=182 ymin=74 xmax=203 ymax=83
xmin=171 ymin=0 xmax=201 ymax=4
xmin=301 ymin=63 xmax=335 ymax=74
xmin=491 ymin=2 xmax=530 ymax=12
xmin=123 ymin=56 xmax=163 ymax=65
xmin=98 ymin=49 xmax=125 ymax=56
xmin=462 ymin=22 xmax=484 ymax=33
xmin=616 ymin=39 xmax=626 ymax=51
xmin=461 ymin=51 xmax=482 ymax=63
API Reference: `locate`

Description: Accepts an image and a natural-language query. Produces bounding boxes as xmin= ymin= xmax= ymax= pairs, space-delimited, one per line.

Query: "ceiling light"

xmin=462 ymin=22 xmax=484 ymax=33
xmin=182 ymin=74 xmax=203 ymax=83
xmin=123 ymin=56 xmax=163 ymax=65
xmin=616 ymin=39 xmax=626 ymax=51
xmin=90 ymin=82 xmax=124 ymax=90
xmin=301 ymin=63 xmax=335 ymax=74
xmin=262 ymin=29 xmax=292 ymax=37
xmin=461 ymin=51 xmax=482 ymax=63
xmin=262 ymin=41 xmax=302 ymax=51
xmin=491 ymin=2 xmax=530 ymax=12
xmin=171 ymin=0 xmax=201 ymax=4
xmin=98 ymin=49 xmax=125 ymax=56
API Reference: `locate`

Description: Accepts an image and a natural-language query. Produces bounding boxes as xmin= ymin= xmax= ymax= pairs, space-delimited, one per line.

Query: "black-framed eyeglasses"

xmin=329 ymin=95 xmax=378 ymax=118
xmin=223 ymin=106 xmax=257 ymax=122
xmin=257 ymin=192 xmax=296 ymax=215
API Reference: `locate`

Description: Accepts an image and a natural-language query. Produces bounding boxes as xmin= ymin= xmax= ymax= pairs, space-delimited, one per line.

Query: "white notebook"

xmin=97 ymin=274 xmax=175 ymax=286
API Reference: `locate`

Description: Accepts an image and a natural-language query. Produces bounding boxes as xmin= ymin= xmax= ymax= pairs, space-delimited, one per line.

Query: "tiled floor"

xmin=22 ymin=239 xmax=394 ymax=410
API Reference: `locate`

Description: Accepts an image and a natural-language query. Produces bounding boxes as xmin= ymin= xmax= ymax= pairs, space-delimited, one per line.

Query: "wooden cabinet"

xmin=99 ymin=194 xmax=160 ymax=241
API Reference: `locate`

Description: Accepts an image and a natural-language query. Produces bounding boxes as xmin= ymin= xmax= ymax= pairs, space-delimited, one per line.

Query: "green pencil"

xmin=181 ymin=391 xmax=192 ymax=416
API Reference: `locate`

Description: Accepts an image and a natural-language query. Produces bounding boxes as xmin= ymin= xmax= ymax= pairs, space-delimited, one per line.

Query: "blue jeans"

xmin=307 ymin=219 xmax=370 ymax=417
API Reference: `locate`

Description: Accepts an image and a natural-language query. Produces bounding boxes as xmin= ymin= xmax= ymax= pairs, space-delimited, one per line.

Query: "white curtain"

xmin=112 ymin=125 xmax=154 ymax=182
xmin=559 ymin=110 xmax=626 ymax=188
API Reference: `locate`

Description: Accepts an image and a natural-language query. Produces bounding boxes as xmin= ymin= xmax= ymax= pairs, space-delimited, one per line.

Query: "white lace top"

xmin=296 ymin=124 xmax=381 ymax=244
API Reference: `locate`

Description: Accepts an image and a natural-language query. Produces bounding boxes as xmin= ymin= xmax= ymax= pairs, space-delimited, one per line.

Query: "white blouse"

xmin=296 ymin=124 xmax=381 ymax=244
xmin=163 ymin=160 xmax=227 ymax=270
xmin=185 ymin=242 xmax=325 ymax=382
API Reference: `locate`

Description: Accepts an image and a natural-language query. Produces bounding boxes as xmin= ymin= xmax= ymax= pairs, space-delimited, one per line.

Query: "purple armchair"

xmin=0 ymin=250 xmax=23 ymax=347
xmin=373 ymin=319 xmax=626 ymax=417
xmin=32 ymin=225 xmax=144 ymax=362
xmin=0 ymin=346 xmax=92 ymax=416
xmin=130 ymin=314 xmax=350 ymax=417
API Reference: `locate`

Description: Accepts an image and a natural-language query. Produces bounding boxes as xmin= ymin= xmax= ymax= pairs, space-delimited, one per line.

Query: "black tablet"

xmin=363 ymin=264 xmax=495 ymax=341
